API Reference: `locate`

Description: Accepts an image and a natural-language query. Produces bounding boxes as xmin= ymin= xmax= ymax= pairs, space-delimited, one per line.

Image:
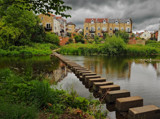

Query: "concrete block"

xmin=99 ymin=85 xmax=120 ymax=94
xmin=116 ymin=96 xmax=143 ymax=112
xmin=106 ymin=90 xmax=130 ymax=103
xmin=88 ymin=78 xmax=106 ymax=87
xmin=93 ymin=81 xmax=114 ymax=91
xmin=84 ymin=75 xmax=101 ymax=83
xmin=128 ymin=105 xmax=160 ymax=119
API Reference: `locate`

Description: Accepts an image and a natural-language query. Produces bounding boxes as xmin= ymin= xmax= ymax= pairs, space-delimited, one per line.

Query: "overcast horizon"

xmin=63 ymin=0 xmax=160 ymax=33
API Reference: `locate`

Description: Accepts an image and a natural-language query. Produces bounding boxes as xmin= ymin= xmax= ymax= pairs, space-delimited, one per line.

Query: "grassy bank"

xmin=58 ymin=43 xmax=160 ymax=56
xmin=0 ymin=69 xmax=107 ymax=119
xmin=0 ymin=43 xmax=57 ymax=56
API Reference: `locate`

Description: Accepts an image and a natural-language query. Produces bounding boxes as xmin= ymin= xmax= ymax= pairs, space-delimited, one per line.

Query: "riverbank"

xmin=58 ymin=43 xmax=160 ymax=56
xmin=0 ymin=69 xmax=107 ymax=119
xmin=0 ymin=43 xmax=57 ymax=56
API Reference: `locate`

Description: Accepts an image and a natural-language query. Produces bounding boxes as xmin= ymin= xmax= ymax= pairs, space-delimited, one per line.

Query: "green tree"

xmin=74 ymin=34 xmax=85 ymax=44
xmin=115 ymin=31 xmax=129 ymax=43
xmin=0 ymin=0 xmax=71 ymax=18
xmin=45 ymin=32 xmax=60 ymax=46
xmin=0 ymin=6 xmax=39 ymax=47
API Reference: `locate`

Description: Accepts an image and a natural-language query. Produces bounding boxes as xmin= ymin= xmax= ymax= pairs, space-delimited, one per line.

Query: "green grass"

xmin=0 ymin=69 xmax=107 ymax=119
xmin=58 ymin=42 xmax=160 ymax=56
xmin=0 ymin=43 xmax=54 ymax=56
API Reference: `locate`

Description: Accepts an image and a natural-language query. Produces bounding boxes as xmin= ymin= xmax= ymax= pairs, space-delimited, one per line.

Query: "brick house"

xmin=84 ymin=18 xmax=132 ymax=38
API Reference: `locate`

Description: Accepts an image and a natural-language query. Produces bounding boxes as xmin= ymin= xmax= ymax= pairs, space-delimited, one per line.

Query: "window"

xmin=114 ymin=27 xmax=119 ymax=31
xmin=98 ymin=33 xmax=100 ymax=36
xmin=41 ymin=17 xmax=43 ymax=20
xmin=126 ymin=28 xmax=130 ymax=32
xmin=98 ymin=27 xmax=100 ymax=30
xmin=86 ymin=27 xmax=88 ymax=30
xmin=127 ymin=21 xmax=130 ymax=24
xmin=91 ymin=20 xmax=94 ymax=24
xmin=102 ymin=27 xmax=107 ymax=31
xmin=86 ymin=33 xmax=88 ymax=36
xmin=115 ymin=20 xmax=118 ymax=24
xmin=110 ymin=28 xmax=112 ymax=30
xmin=103 ymin=20 xmax=106 ymax=24
xmin=46 ymin=23 xmax=51 ymax=28
xmin=121 ymin=27 xmax=124 ymax=30
xmin=91 ymin=27 xmax=95 ymax=31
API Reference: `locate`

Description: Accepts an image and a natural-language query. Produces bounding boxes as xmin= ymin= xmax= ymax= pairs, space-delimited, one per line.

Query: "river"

xmin=1 ymin=55 xmax=160 ymax=119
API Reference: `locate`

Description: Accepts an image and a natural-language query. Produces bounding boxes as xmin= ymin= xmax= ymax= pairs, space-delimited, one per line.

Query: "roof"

xmin=84 ymin=18 xmax=131 ymax=23
xmin=67 ymin=22 xmax=76 ymax=26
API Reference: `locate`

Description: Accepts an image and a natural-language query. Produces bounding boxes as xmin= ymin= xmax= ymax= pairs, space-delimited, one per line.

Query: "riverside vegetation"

xmin=0 ymin=68 xmax=107 ymax=119
xmin=58 ymin=35 xmax=160 ymax=56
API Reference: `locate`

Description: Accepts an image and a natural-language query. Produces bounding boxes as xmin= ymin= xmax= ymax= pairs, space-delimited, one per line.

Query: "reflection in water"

xmin=1 ymin=55 xmax=160 ymax=119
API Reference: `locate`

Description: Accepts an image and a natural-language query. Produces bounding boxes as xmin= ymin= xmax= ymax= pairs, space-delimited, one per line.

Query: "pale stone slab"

xmin=116 ymin=96 xmax=143 ymax=112
xmin=99 ymin=85 xmax=120 ymax=94
xmin=128 ymin=105 xmax=160 ymax=119
xmin=106 ymin=90 xmax=130 ymax=103
xmin=93 ymin=81 xmax=114 ymax=91
xmin=88 ymin=78 xmax=106 ymax=87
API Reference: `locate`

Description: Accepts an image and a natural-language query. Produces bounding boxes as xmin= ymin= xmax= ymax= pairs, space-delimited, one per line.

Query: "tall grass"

xmin=58 ymin=37 xmax=160 ymax=56
xmin=0 ymin=69 xmax=107 ymax=118
xmin=0 ymin=43 xmax=53 ymax=56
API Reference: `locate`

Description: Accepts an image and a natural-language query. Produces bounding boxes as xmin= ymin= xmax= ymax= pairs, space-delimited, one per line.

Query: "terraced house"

xmin=84 ymin=18 xmax=132 ymax=38
xmin=38 ymin=14 xmax=67 ymax=37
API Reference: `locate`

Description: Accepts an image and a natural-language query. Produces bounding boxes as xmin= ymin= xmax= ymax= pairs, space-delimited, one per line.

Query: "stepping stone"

xmin=116 ymin=96 xmax=143 ymax=112
xmin=105 ymin=90 xmax=130 ymax=103
xmin=82 ymin=73 xmax=97 ymax=78
xmin=93 ymin=81 xmax=114 ymax=91
xmin=99 ymin=85 xmax=120 ymax=94
xmin=84 ymin=75 xmax=101 ymax=83
xmin=88 ymin=78 xmax=106 ymax=87
xmin=77 ymin=70 xmax=92 ymax=75
xmin=128 ymin=105 xmax=160 ymax=119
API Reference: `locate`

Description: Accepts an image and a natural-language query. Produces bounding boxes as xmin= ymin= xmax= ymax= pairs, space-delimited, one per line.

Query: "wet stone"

xmin=116 ymin=96 xmax=143 ymax=112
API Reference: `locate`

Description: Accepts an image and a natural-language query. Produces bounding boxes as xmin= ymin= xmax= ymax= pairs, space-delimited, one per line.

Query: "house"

xmin=38 ymin=14 xmax=67 ymax=36
xmin=84 ymin=18 xmax=132 ymax=38
xmin=66 ymin=22 xmax=76 ymax=34
xmin=75 ymin=28 xmax=83 ymax=34
xmin=139 ymin=30 xmax=151 ymax=40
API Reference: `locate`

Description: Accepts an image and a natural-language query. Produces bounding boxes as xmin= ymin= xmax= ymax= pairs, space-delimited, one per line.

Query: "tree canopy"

xmin=0 ymin=0 xmax=71 ymax=18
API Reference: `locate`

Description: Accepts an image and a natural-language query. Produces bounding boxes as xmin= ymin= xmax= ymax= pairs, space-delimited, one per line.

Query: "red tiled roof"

xmin=85 ymin=18 xmax=108 ymax=23
xmin=85 ymin=18 xmax=96 ymax=23
xmin=97 ymin=18 xmax=108 ymax=23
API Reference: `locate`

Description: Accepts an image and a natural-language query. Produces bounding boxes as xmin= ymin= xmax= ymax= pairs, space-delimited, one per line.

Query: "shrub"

xmin=74 ymin=35 xmax=85 ymax=44
xmin=103 ymin=35 xmax=126 ymax=55
xmin=45 ymin=32 xmax=60 ymax=46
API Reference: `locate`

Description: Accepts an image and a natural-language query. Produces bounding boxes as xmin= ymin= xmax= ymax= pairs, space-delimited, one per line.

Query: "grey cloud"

xmin=64 ymin=0 xmax=160 ymax=31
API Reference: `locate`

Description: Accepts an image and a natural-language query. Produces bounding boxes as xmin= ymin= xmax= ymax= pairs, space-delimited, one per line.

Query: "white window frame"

xmin=115 ymin=20 xmax=119 ymax=24
xmin=102 ymin=27 xmax=107 ymax=31
xmin=91 ymin=20 xmax=94 ymax=24
xmin=103 ymin=20 xmax=106 ymax=24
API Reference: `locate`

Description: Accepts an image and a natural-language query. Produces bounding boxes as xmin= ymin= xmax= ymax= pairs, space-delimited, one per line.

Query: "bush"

xmin=45 ymin=33 xmax=60 ymax=46
xmin=74 ymin=35 xmax=85 ymax=44
xmin=103 ymin=35 xmax=126 ymax=55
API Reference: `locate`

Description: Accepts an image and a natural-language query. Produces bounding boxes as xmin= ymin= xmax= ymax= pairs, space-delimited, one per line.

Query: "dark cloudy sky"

xmin=64 ymin=0 xmax=160 ymax=32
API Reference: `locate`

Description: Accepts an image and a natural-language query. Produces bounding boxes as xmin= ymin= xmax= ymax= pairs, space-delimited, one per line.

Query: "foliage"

xmin=94 ymin=35 xmax=103 ymax=44
xmin=0 ymin=43 xmax=52 ymax=56
xmin=0 ymin=0 xmax=72 ymax=18
xmin=0 ymin=69 xmax=107 ymax=118
xmin=45 ymin=32 xmax=60 ymax=46
xmin=0 ymin=6 xmax=39 ymax=48
xmin=31 ymin=25 xmax=46 ymax=43
xmin=115 ymin=30 xmax=129 ymax=43
xmin=74 ymin=34 xmax=85 ymax=44
xmin=145 ymin=40 xmax=157 ymax=44
xmin=103 ymin=35 xmax=126 ymax=55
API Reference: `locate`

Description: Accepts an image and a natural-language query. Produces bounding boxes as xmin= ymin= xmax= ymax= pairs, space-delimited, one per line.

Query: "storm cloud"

xmin=64 ymin=0 xmax=160 ymax=32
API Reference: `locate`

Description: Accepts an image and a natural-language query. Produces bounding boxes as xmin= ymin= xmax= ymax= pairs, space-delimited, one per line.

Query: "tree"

xmin=45 ymin=32 xmax=60 ymax=46
xmin=0 ymin=0 xmax=71 ymax=18
xmin=0 ymin=6 xmax=39 ymax=47
xmin=74 ymin=35 xmax=85 ymax=44
xmin=115 ymin=31 xmax=129 ymax=43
